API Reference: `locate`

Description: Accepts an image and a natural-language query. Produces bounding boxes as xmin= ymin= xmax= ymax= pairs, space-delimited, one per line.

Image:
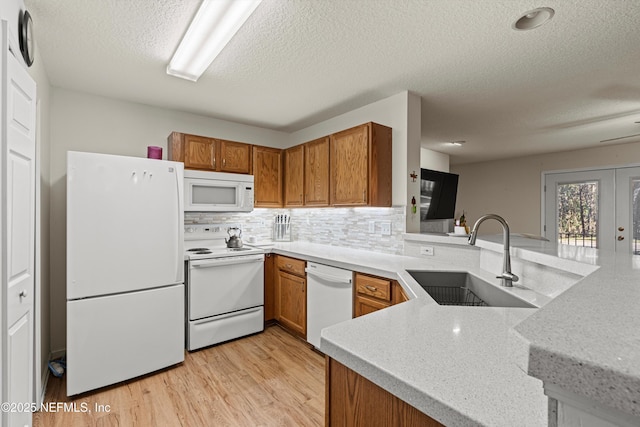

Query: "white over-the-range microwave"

xmin=184 ymin=169 xmax=254 ymax=212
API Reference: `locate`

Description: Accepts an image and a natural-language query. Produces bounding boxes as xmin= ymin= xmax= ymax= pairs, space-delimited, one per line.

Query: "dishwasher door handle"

xmin=305 ymin=269 xmax=352 ymax=284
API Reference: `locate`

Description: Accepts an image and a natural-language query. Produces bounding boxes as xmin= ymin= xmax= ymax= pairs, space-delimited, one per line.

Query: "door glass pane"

xmin=633 ymin=179 xmax=640 ymax=255
xmin=557 ymin=181 xmax=598 ymax=248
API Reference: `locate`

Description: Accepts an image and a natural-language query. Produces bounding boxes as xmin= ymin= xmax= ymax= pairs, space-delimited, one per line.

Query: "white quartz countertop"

xmin=263 ymin=236 xmax=640 ymax=425
xmin=262 ymin=241 xmax=548 ymax=426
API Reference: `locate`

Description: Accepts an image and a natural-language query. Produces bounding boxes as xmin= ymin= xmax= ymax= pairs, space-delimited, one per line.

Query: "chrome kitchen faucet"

xmin=468 ymin=214 xmax=519 ymax=287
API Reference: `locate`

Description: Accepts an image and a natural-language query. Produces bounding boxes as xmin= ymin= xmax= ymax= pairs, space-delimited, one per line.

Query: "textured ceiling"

xmin=25 ymin=0 xmax=640 ymax=165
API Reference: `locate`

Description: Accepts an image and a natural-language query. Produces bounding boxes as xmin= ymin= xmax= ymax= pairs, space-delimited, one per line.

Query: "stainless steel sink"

xmin=407 ymin=271 xmax=535 ymax=308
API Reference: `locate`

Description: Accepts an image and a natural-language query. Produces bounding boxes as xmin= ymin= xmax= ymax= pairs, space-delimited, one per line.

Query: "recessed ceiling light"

xmin=512 ymin=7 xmax=555 ymax=31
xmin=450 ymin=140 xmax=466 ymax=147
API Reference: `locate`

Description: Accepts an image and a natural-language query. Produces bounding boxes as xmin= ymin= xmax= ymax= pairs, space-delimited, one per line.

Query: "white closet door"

xmin=1 ymin=21 xmax=37 ymax=427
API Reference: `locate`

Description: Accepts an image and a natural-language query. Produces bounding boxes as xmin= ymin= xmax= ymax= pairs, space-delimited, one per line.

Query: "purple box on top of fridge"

xmin=147 ymin=145 xmax=162 ymax=159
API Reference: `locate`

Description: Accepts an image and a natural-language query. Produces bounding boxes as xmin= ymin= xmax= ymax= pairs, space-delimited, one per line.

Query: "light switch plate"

xmin=369 ymin=221 xmax=376 ymax=233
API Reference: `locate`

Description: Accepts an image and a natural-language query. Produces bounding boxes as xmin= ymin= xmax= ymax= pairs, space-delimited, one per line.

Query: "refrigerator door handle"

xmin=175 ymin=164 xmax=185 ymax=284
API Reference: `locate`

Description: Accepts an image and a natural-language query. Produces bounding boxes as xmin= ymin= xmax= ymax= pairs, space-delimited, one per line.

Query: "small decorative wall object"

xmin=411 ymin=196 xmax=417 ymax=214
xmin=147 ymin=146 xmax=163 ymax=159
xmin=410 ymin=171 xmax=418 ymax=182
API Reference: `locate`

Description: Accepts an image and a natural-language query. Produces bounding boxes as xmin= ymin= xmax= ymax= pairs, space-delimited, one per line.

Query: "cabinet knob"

xmin=618 ymin=236 xmax=625 ymax=241
xmin=19 ymin=290 xmax=27 ymax=298
xmin=223 ymin=158 xmax=226 ymax=167
xmin=213 ymin=157 xmax=216 ymax=169
xmin=618 ymin=226 xmax=625 ymax=232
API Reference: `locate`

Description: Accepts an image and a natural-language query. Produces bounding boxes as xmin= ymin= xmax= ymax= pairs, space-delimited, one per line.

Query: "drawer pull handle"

xmin=19 ymin=290 xmax=28 ymax=298
xmin=365 ymin=285 xmax=378 ymax=292
xmin=286 ymin=263 xmax=293 ymax=269
xmin=223 ymin=158 xmax=226 ymax=167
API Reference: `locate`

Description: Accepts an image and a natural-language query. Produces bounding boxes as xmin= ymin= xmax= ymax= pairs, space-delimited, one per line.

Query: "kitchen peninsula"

xmin=260 ymin=234 xmax=640 ymax=426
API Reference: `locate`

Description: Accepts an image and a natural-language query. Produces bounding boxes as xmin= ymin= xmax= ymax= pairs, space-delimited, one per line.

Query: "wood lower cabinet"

xmin=275 ymin=255 xmax=307 ymax=338
xmin=304 ymin=136 xmax=330 ymax=206
xmin=326 ymin=357 xmax=444 ymax=426
xmin=167 ymin=132 xmax=251 ymax=173
xmin=264 ymin=253 xmax=276 ymax=322
xmin=284 ymin=145 xmax=305 ymax=207
xmin=330 ymin=122 xmax=392 ymax=207
xmin=353 ymin=272 xmax=408 ymax=318
xmin=253 ymin=146 xmax=283 ymax=207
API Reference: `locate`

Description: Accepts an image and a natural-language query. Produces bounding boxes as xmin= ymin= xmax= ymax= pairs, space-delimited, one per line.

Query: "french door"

xmin=544 ymin=166 xmax=640 ymax=255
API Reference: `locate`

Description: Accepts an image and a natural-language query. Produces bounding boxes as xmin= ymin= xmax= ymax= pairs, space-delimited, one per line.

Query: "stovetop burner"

xmin=193 ymin=250 xmax=212 ymax=254
xmin=187 ymin=248 xmax=209 ymax=252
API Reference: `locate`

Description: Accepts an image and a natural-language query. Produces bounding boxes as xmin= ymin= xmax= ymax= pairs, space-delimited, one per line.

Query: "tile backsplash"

xmin=185 ymin=206 xmax=406 ymax=254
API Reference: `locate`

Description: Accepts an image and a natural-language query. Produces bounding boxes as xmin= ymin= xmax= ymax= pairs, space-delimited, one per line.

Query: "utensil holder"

xmin=273 ymin=223 xmax=292 ymax=241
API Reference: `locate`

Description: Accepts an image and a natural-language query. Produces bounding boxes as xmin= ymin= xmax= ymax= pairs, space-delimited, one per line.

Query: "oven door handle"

xmin=190 ymin=254 xmax=264 ymax=268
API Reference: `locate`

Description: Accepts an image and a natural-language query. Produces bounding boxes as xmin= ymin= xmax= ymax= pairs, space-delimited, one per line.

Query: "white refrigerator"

xmin=66 ymin=151 xmax=185 ymax=396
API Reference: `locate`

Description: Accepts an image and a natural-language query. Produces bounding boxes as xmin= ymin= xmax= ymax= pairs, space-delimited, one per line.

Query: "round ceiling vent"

xmin=513 ymin=7 xmax=555 ymax=31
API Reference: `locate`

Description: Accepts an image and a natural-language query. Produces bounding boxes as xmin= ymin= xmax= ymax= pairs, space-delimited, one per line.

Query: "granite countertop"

xmin=263 ymin=241 xmax=548 ymax=426
xmin=263 ymin=236 xmax=640 ymax=425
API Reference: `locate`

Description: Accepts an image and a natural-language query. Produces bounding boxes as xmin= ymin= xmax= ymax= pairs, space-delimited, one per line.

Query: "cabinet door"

xmin=393 ymin=281 xmax=409 ymax=305
xmin=184 ymin=134 xmax=216 ymax=170
xmin=276 ymin=270 xmax=306 ymax=338
xmin=284 ymin=145 xmax=305 ymax=207
xmin=219 ymin=139 xmax=251 ymax=174
xmin=304 ymin=137 xmax=330 ymax=206
xmin=253 ymin=146 xmax=283 ymax=207
xmin=331 ymin=124 xmax=369 ymax=206
xmin=354 ymin=294 xmax=390 ymax=318
xmin=264 ymin=254 xmax=276 ymax=322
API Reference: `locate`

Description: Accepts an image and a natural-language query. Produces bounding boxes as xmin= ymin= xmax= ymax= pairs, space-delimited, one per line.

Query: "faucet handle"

xmin=496 ymin=272 xmax=519 ymax=283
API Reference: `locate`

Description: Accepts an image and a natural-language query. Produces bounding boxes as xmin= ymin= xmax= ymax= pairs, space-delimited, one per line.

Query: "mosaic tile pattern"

xmin=185 ymin=206 xmax=406 ymax=254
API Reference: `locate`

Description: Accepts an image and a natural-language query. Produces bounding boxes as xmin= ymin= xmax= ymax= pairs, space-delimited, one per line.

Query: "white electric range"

xmin=184 ymin=224 xmax=265 ymax=351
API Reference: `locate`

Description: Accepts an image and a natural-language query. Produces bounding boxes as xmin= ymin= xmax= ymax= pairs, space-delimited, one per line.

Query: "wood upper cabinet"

xmin=304 ymin=137 xmax=330 ymax=207
xmin=275 ymin=255 xmax=307 ymax=338
xmin=252 ymin=146 xmax=283 ymax=208
xmin=168 ymin=132 xmax=217 ymax=170
xmin=284 ymin=145 xmax=305 ymax=207
xmin=330 ymin=122 xmax=392 ymax=207
xmin=218 ymin=139 xmax=252 ymax=174
xmin=167 ymin=132 xmax=251 ymax=174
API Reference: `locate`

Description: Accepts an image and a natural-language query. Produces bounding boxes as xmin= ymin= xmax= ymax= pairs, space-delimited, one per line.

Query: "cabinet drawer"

xmin=277 ymin=255 xmax=306 ymax=277
xmin=355 ymin=273 xmax=391 ymax=301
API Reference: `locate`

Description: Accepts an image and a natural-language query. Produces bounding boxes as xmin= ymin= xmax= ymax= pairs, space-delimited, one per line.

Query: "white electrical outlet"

xmin=369 ymin=221 xmax=376 ymax=233
xmin=420 ymin=246 xmax=434 ymax=256
xmin=380 ymin=222 xmax=392 ymax=236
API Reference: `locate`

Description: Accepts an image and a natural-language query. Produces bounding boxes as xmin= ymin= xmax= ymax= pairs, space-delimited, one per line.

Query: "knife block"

xmin=273 ymin=223 xmax=292 ymax=242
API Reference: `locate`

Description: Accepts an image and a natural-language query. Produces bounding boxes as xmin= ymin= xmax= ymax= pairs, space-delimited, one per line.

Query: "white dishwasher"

xmin=306 ymin=262 xmax=353 ymax=350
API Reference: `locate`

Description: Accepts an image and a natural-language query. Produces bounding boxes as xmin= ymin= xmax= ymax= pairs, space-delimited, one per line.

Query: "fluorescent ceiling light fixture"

xmin=167 ymin=0 xmax=263 ymax=81
xmin=449 ymin=140 xmax=466 ymax=147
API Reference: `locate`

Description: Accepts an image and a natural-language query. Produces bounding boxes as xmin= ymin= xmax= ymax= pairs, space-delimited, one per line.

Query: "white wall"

xmin=28 ymin=39 xmax=51 ymax=401
xmin=421 ymin=148 xmax=449 ymax=172
xmin=49 ymin=89 xmax=422 ymax=352
xmin=450 ymin=141 xmax=640 ymax=235
xmin=48 ymin=88 xmax=290 ymax=353
xmin=288 ymin=91 xmax=422 ymax=230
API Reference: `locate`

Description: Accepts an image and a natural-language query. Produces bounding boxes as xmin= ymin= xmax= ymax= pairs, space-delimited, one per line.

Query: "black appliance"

xmin=420 ymin=169 xmax=459 ymax=220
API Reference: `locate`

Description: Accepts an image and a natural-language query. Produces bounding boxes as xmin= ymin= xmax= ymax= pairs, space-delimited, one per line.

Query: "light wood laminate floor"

xmin=34 ymin=325 xmax=325 ymax=427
